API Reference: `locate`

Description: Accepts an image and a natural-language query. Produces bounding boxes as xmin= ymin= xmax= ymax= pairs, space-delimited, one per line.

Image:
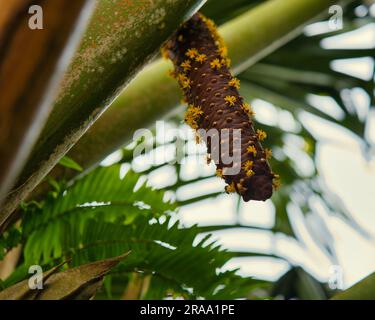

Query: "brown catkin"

xmin=162 ymin=13 xmax=279 ymax=201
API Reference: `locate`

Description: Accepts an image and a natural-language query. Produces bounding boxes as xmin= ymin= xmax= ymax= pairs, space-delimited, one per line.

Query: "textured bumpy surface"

xmin=163 ymin=13 xmax=279 ymax=201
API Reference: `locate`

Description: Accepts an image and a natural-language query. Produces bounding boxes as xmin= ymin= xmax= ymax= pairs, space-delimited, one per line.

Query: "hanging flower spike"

xmin=162 ymin=13 xmax=276 ymax=201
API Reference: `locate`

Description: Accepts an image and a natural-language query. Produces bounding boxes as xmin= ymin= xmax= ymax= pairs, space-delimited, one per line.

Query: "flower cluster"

xmin=162 ymin=13 xmax=279 ymax=201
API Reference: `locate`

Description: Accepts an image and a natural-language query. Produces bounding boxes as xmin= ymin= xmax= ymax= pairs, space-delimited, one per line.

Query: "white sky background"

xmin=101 ymin=5 xmax=375 ymax=291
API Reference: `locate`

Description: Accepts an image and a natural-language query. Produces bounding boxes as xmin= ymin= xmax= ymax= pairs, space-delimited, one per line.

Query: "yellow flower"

xmin=246 ymin=169 xmax=255 ymax=177
xmin=189 ymin=105 xmax=203 ymax=117
xmin=186 ymin=48 xmax=198 ymax=59
xmin=199 ymin=13 xmax=227 ymax=60
xmin=241 ymin=103 xmax=255 ymax=117
xmin=205 ymin=18 xmax=216 ymax=33
xmin=272 ymin=176 xmax=281 ymax=190
xmin=184 ymin=116 xmax=197 ymax=129
xmin=241 ymin=102 xmax=250 ymax=112
xmin=246 ymin=145 xmax=257 ymax=156
xmin=210 ymin=58 xmax=221 ymax=70
xmin=184 ymin=105 xmax=203 ymax=129
xmin=161 ymin=47 xmax=169 ymax=60
xmin=221 ymin=58 xmax=231 ymax=67
xmin=217 ymin=46 xmax=228 ymax=58
xmin=178 ymin=34 xmax=184 ymax=42
xmin=224 ymin=95 xmax=237 ymax=106
xmin=228 ymin=78 xmax=240 ymax=89
xmin=178 ymin=74 xmax=192 ymax=89
xmin=264 ymin=148 xmax=272 ymax=160
xmin=216 ymin=169 xmax=223 ymax=178
xmin=242 ymin=160 xmax=253 ymax=172
xmin=225 ymin=182 xmax=236 ymax=193
xmin=195 ymin=54 xmax=207 ymax=63
xmin=256 ymin=129 xmax=267 ymax=141
xmin=180 ymin=60 xmax=191 ymax=72
xmin=178 ymin=73 xmax=187 ymax=82
xmin=182 ymin=79 xmax=192 ymax=89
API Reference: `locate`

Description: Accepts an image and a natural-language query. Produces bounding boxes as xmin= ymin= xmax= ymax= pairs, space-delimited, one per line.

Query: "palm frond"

xmin=2 ymin=165 xmax=263 ymax=299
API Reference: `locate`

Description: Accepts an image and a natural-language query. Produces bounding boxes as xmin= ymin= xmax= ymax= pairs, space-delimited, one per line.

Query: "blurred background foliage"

xmin=0 ymin=0 xmax=374 ymax=299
